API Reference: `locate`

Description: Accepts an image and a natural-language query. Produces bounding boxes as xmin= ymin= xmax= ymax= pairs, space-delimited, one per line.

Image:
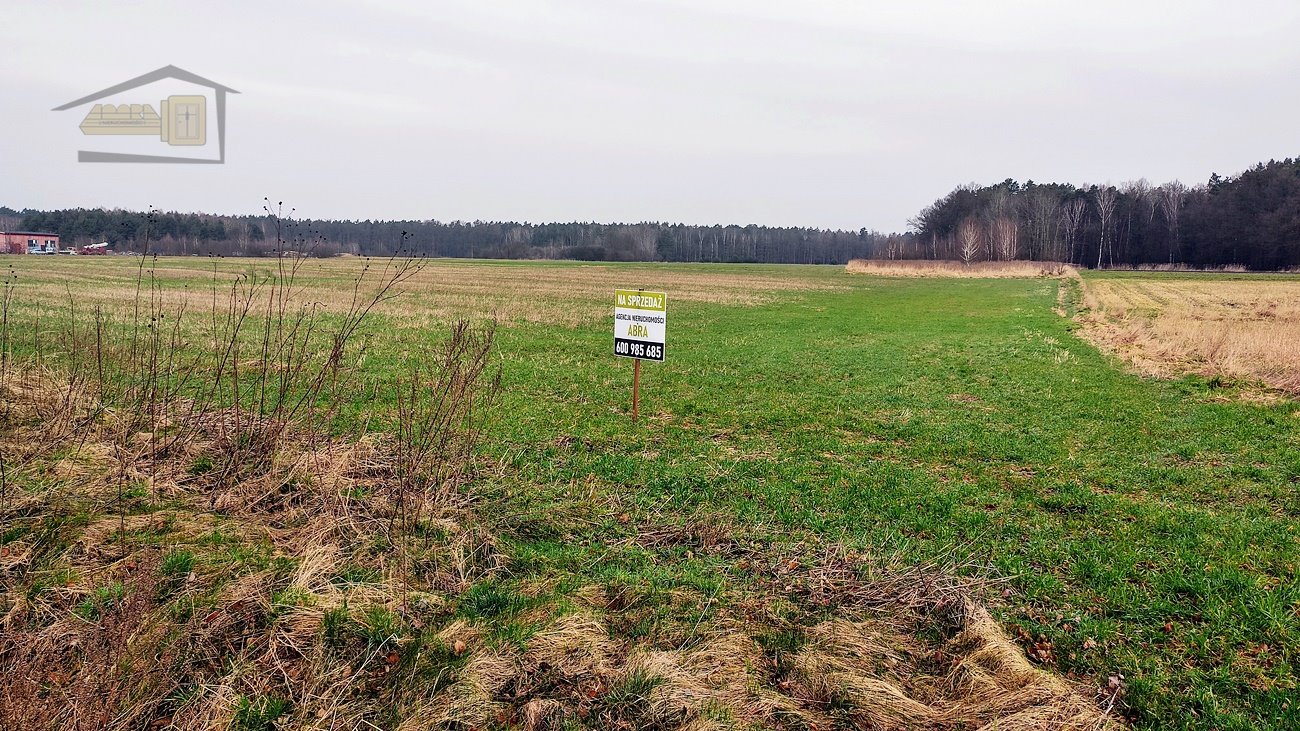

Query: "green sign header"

xmin=615 ymin=289 xmax=666 ymax=311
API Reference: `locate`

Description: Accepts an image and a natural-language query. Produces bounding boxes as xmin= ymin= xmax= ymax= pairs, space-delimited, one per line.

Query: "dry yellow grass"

xmin=411 ymin=595 xmax=1119 ymax=731
xmin=847 ymin=259 xmax=1075 ymax=278
xmin=1078 ymin=276 xmax=1300 ymax=394
xmin=4 ymin=257 xmax=836 ymax=328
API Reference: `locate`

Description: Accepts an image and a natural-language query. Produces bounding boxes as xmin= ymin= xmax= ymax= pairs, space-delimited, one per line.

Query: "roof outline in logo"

xmin=53 ymin=65 xmax=239 ymax=164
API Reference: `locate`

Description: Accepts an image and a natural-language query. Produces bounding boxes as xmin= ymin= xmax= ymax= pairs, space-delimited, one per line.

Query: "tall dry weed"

xmin=847 ymin=259 xmax=1075 ymax=278
xmin=0 ymin=209 xmax=506 ymax=730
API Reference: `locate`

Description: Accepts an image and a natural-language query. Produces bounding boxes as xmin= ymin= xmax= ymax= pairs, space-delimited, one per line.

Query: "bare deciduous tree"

xmin=1058 ymin=198 xmax=1087 ymax=265
xmin=958 ymin=217 xmax=983 ymax=265
xmin=1120 ymin=179 xmax=1152 ymax=264
xmin=1093 ymin=186 xmax=1118 ymax=269
xmin=982 ymin=189 xmax=1020 ymax=261
xmin=1025 ymin=189 xmax=1060 ymax=260
xmin=1158 ymin=181 xmax=1186 ymax=264
xmin=990 ymin=216 xmax=1018 ymax=260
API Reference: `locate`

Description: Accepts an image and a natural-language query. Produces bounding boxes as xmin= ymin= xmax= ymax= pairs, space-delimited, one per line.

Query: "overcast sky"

xmin=2 ymin=1 xmax=1298 ymax=231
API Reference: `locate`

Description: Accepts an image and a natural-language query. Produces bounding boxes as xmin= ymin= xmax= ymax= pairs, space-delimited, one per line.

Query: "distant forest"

xmin=4 ymin=156 xmax=1297 ymax=268
xmin=909 ymin=157 xmax=1300 ymax=270
xmin=1 ymin=206 xmax=889 ymax=264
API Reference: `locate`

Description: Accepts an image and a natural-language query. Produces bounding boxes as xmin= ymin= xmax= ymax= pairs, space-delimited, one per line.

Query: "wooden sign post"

xmin=613 ymin=289 xmax=666 ymax=425
xmin=632 ymin=359 xmax=641 ymax=423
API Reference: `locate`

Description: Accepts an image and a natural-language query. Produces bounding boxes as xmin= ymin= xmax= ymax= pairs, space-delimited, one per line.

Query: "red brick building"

xmin=0 ymin=231 xmax=61 ymax=254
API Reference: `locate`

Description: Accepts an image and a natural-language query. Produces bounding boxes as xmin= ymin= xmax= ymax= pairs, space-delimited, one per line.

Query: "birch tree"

xmin=991 ymin=216 xmax=1019 ymax=260
xmin=1059 ymin=198 xmax=1086 ymax=265
xmin=1025 ymin=188 xmax=1060 ymax=260
xmin=1093 ymin=186 xmax=1118 ymax=268
xmin=958 ymin=217 xmax=983 ymax=265
xmin=984 ymin=188 xmax=1019 ymax=260
xmin=1158 ymin=181 xmax=1186 ymax=264
xmin=1120 ymin=179 xmax=1152 ymax=265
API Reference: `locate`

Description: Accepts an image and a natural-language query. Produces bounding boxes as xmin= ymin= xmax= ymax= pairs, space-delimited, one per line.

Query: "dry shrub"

xmin=0 ymin=335 xmax=502 ymax=731
xmin=1078 ymin=277 xmax=1300 ymax=394
xmin=0 ymin=441 xmax=495 ymax=731
xmin=847 ymin=259 xmax=1076 ymax=278
xmin=0 ymin=368 xmax=99 ymax=464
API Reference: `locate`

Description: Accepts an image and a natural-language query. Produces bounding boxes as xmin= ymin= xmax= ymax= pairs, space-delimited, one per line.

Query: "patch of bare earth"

xmin=1076 ymin=277 xmax=1300 ymax=396
xmin=846 ymin=259 xmax=1076 ymax=279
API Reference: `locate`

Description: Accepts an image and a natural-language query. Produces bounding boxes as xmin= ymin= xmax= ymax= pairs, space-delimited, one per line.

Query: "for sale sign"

xmin=614 ymin=289 xmax=666 ymax=361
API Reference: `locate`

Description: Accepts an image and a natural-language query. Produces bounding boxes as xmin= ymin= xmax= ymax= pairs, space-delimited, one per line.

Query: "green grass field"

xmin=489 ymin=265 xmax=1299 ymax=729
xmin=2 ymin=257 xmax=1297 ymax=730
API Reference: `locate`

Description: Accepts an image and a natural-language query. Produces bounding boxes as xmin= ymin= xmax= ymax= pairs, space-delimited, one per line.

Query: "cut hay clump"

xmin=414 ymin=579 xmax=1123 ymax=731
xmin=783 ymin=604 xmax=1116 ymax=731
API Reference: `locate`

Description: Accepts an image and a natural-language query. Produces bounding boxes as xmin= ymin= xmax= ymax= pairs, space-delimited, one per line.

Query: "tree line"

xmin=5 ymin=205 xmax=897 ymax=264
xmin=908 ymin=157 xmax=1300 ymax=270
xmin=5 ymin=155 xmax=1296 ymax=268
